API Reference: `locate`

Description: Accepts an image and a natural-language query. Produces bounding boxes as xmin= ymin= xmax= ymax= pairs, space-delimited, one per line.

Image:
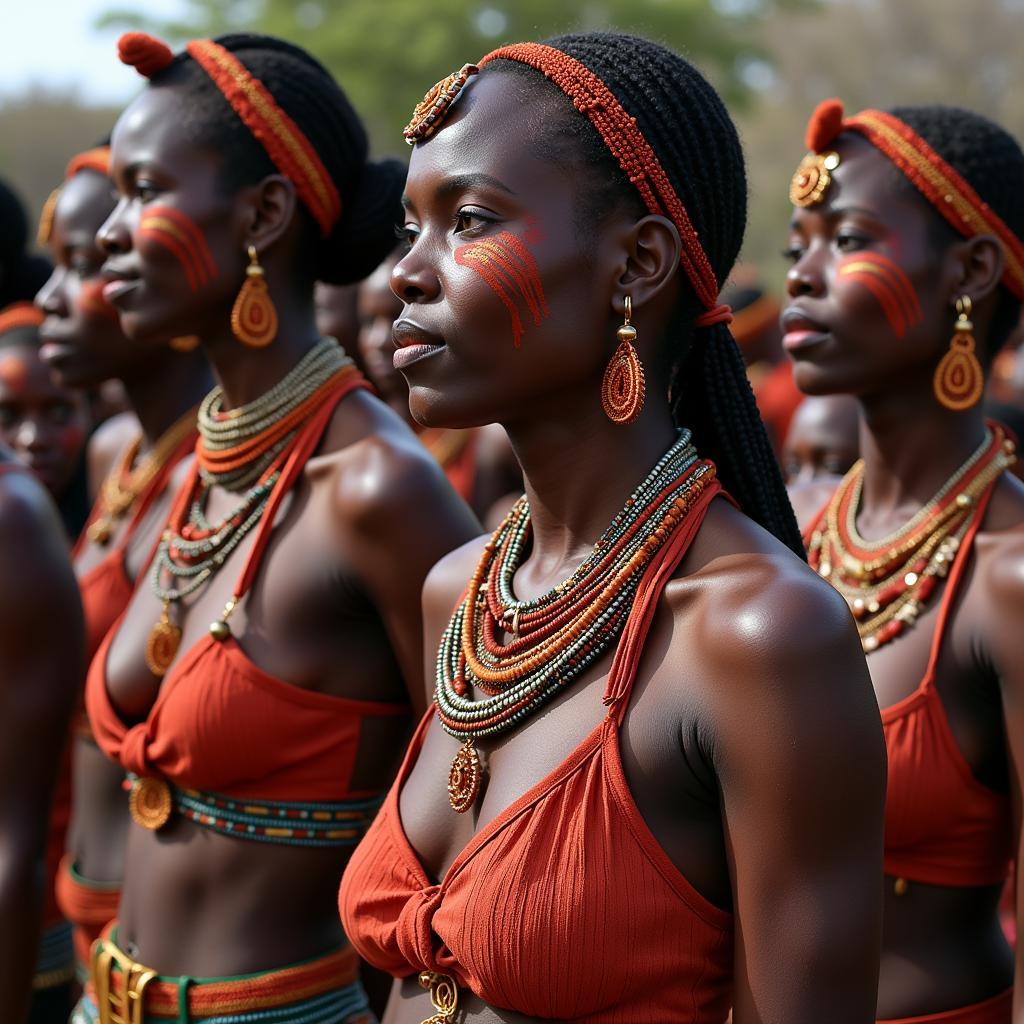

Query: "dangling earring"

xmin=230 ymin=245 xmax=278 ymax=348
xmin=934 ymin=295 xmax=984 ymax=411
xmin=601 ymin=295 xmax=646 ymax=425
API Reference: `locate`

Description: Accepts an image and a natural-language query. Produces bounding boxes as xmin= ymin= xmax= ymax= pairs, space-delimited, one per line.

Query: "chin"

xmin=407 ymin=385 xmax=496 ymax=432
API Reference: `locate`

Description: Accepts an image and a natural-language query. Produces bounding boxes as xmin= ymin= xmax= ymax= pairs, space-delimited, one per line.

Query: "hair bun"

xmin=118 ymin=32 xmax=175 ymax=78
xmin=805 ymin=98 xmax=845 ymax=152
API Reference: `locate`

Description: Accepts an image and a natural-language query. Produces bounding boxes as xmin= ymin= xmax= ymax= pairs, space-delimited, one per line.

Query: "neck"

xmin=857 ymin=382 xmax=987 ymax=523
xmin=121 ymin=351 xmax=212 ymax=448
xmin=199 ymin=293 xmax=321 ymax=410
xmin=504 ymin=388 xmax=678 ymax=590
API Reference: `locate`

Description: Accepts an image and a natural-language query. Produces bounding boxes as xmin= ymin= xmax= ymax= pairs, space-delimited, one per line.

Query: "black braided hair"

xmin=484 ymin=33 xmax=804 ymax=557
xmin=884 ymin=105 xmax=1024 ymax=362
xmin=0 ymin=178 xmax=52 ymax=306
xmin=142 ymin=33 xmax=404 ymax=286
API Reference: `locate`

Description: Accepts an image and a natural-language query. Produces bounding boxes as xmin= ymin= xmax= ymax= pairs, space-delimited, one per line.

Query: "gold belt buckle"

xmin=92 ymin=938 xmax=157 ymax=1024
xmin=418 ymin=970 xmax=459 ymax=1024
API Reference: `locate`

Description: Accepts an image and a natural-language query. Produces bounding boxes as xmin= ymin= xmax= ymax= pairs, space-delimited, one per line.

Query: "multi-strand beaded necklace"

xmin=807 ymin=423 xmax=1016 ymax=653
xmin=145 ymin=338 xmax=355 ymax=677
xmin=435 ymin=429 xmax=718 ymax=812
xmin=86 ymin=409 xmax=198 ymax=546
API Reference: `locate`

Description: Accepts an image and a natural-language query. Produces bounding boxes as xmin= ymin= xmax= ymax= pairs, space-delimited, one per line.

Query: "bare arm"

xmin=336 ymin=436 xmax=482 ymax=717
xmin=0 ymin=469 xmax=84 ymax=1020
xmin=707 ymin=561 xmax=885 ymax=1023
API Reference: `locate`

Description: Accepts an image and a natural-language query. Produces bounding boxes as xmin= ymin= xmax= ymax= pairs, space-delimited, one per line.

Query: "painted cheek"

xmin=0 ymin=356 xmax=28 ymax=391
xmin=77 ymin=278 xmax=119 ymax=321
xmin=135 ymin=206 xmax=218 ymax=292
xmin=836 ymin=252 xmax=923 ymax=338
xmin=56 ymin=423 xmax=86 ymax=463
xmin=454 ymin=230 xmax=549 ymax=349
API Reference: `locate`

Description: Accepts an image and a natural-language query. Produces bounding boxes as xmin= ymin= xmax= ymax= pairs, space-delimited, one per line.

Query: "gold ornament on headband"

xmin=790 ymin=151 xmax=841 ymax=207
xmin=403 ymin=63 xmax=479 ymax=145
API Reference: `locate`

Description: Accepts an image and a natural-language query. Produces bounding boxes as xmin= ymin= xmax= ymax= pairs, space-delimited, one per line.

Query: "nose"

xmin=96 ymin=197 xmax=133 ymax=256
xmin=36 ymin=266 xmax=68 ymax=317
xmin=15 ymin=416 xmax=50 ymax=454
xmin=391 ymin=249 xmax=441 ymax=304
xmin=786 ymin=244 xmax=826 ymax=300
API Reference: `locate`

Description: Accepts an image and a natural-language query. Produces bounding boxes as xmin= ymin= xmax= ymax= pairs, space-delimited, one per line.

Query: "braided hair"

xmin=485 ymin=33 xmax=804 ymax=557
xmin=886 ymin=105 xmax=1024 ymax=361
xmin=139 ymin=33 xmax=404 ymax=286
xmin=0 ymin=178 xmax=52 ymax=306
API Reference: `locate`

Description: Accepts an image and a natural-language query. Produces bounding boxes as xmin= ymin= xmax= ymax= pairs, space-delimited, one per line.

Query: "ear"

xmin=945 ymin=233 xmax=1004 ymax=305
xmin=614 ymin=214 xmax=682 ymax=316
xmin=235 ymin=174 xmax=299 ymax=254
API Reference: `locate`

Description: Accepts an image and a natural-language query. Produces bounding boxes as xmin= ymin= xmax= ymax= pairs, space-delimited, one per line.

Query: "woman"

xmin=78 ymin=31 xmax=478 ymax=1024
xmin=781 ymin=393 xmax=860 ymax=486
xmin=36 ymin=144 xmax=212 ymax=984
xmin=357 ymin=249 xmax=521 ymax=519
xmin=339 ymin=34 xmax=885 ymax=1023
xmin=783 ymin=100 xmax=1024 ymax=1022
xmin=0 ymin=304 xmax=93 ymax=539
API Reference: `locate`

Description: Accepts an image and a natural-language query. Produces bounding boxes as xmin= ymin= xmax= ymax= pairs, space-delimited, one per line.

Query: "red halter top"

xmin=339 ymin=479 xmax=734 ymax=1023
xmin=85 ymin=377 xmax=409 ymax=804
xmin=807 ymin=485 xmax=1012 ymax=888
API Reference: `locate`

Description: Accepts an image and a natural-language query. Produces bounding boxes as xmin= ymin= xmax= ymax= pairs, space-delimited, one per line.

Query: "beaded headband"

xmin=406 ymin=42 xmax=731 ymax=328
xmin=117 ymin=33 xmax=342 ymax=237
xmin=0 ymin=302 xmax=44 ymax=337
xmin=38 ymin=146 xmax=114 ymax=246
xmin=793 ymin=98 xmax=1024 ymax=301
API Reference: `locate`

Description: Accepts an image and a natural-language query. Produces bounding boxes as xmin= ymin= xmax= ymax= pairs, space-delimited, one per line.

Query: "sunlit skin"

xmin=92 ymin=80 xmax=478 ymax=978
xmin=381 ymin=70 xmax=885 ymax=1024
xmin=782 ymin=393 xmax=860 ymax=486
xmin=784 ymin=136 xmax=1024 ymax=1018
xmin=0 ymin=338 xmax=89 ymax=499
xmin=36 ymin=166 xmax=212 ymax=904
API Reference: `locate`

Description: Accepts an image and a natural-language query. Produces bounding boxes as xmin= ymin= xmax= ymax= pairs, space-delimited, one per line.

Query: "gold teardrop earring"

xmin=934 ymin=295 xmax=984 ymax=411
xmin=601 ymin=296 xmax=646 ymax=425
xmin=230 ymin=245 xmax=278 ymax=348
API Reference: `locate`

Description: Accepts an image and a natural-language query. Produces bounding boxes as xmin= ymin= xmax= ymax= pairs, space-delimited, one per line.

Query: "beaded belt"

xmin=33 ymin=920 xmax=75 ymax=990
xmin=125 ymin=774 xmax=382 ymax=847
xmin=84 ymin=928 xmax=374 ymax=1023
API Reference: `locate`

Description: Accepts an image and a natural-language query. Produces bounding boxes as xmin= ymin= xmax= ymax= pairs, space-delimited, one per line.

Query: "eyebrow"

xmin=401 ymin=172 xmax=518 ymax=209
xmin=788 ymin=204 xmax=884 ymax=230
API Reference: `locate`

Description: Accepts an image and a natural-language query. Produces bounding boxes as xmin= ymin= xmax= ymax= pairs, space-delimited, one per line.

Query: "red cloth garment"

xmin=880 ymin=493 xmax=1012 ymax=888
xmin=339 ymin=481 xmax=734 ymax=1023
xmin=876 ymin=988 xmax=1012 ymax=1023
xmin=85 ymin=380 xmax=408 ymax=803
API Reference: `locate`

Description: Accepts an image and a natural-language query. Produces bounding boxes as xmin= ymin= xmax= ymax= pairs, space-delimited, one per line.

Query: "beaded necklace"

xmin=807 ymin=423 xmax=1016 ymax=652
xmin=435 ymin=430 xmax=718 ymax=812
xmin=146 ymin=338 xmax=355 ymax=677
xmin=86 ymin=408 xmax=198 ymax=546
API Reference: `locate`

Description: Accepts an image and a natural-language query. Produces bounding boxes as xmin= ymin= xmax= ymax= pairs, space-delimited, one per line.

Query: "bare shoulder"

xmin=787 ymin=476 xmax=840 ymax=533
xmin=87 ymin=412 xmax=140 ymax=494
xmin=0 ymin=463 xmax=66 ymax=558
xmin=422 ymin=534 xmax=492 ymax=623
xmin=977 ymin=475 xmax=1024 ymax=631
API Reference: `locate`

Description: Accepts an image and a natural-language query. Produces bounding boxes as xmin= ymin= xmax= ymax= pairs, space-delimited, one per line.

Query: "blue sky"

xmin=3 ymin=0 xmax=186 ymax=104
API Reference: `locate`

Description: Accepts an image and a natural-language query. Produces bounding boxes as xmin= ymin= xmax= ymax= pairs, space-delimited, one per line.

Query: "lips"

xmin=781 ymin=307 xmax=830 ymax=353
xmin=392 ymin=319 xmax=445 ymax=371
xmin=100 ymin=262 xmax=141 ymax=306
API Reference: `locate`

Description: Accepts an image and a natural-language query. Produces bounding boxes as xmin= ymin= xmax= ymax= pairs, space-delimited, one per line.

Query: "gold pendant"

xmin=145 ymin=601 xmax=181 ymax=678
xmin=418 ymin=971 xmax=459 ymax=1024
xmin=448 ymin=739 xmax=482 ymax=813
xmin=128 ymin=776 xmax=173 ymax=830
xmin=86 ymin=517 xmax=114 ymax=546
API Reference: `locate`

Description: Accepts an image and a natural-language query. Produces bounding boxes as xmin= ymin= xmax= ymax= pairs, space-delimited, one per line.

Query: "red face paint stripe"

xmin=846 ymin=252 xmax=922 ymax=322
xmin=838 ymin=265 xmax=910 ymax=338
xmin=137 ymin=223 xmax=203 ymax=292
xmin=456 ymin=245 xmax=526 ymax=347
xmin=143 ymin=206 xmax=218 ymax=281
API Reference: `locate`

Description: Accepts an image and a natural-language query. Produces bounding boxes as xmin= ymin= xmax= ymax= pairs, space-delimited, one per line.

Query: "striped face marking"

xmin=137 ymin=207 xmax=218 ymax=292
xmin=455 ymin=230 xmax=548 ymax=348
xmin=837 ymin=252 xmax=923 ymax=338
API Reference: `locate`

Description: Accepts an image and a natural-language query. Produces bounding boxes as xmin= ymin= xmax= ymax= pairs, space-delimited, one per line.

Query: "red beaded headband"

xmin=65 ymin=146 xmax=111 ymax=180
xmin=406 ymin=43 xmax=731 ymax=328
xmin=0 ymin=302 xmax=44 ymax=336
xmin=796 ymin=98 xmax=1024 ymax=301
xmin=117 ymin=33 xmax=342 ymax=237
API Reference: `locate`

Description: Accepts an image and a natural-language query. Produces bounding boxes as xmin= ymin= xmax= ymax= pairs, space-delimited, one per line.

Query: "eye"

xmin=47 ymin=402 xmax=75 ymax=427
xmin=0 ymin=405 xmax=17 ymax=429
xmin=781 ymin=244 xmax=804 ymax=264
xmin=454 ymin=208 xmax=495 ymax=234
xmin=395 ymin=223 xmax=418 ymax=250
xmin=835 ymin=231 xmax=869 ymax=252
xmin=134 ymin=179 xmax=160 ymax=202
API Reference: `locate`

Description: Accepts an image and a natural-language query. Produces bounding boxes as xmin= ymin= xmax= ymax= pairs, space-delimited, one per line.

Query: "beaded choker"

xmin=146 ymin=339 xmax=356 ymax=678
xmin=87 ymin=408 xmax=198 ymax=546
xmin=435 ymin=430 xmax=717 ymax=812
xmin=807 ymin=424 xmax=1016 ymax=652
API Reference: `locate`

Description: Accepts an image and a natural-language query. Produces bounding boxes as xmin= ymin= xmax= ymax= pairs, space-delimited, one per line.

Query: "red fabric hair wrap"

xmin=0 ymin=302 xmax=45 ymax=337
xmin=118 ymin=33 xmax=174 ymax=79
xmin=805 ymin=98 xmax=845 ymax=152
xmin=694 ymin=304 xmax=733 ymax=328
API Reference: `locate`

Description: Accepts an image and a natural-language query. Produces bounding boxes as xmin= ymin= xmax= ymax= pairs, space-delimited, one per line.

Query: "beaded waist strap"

xmin=83 ymin=926 xmax=372 ymax=1023
xmin=126 ymin=775 xmax=383 ymax=848
xmin=34 ymin=919 xmax=75 ymax=990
